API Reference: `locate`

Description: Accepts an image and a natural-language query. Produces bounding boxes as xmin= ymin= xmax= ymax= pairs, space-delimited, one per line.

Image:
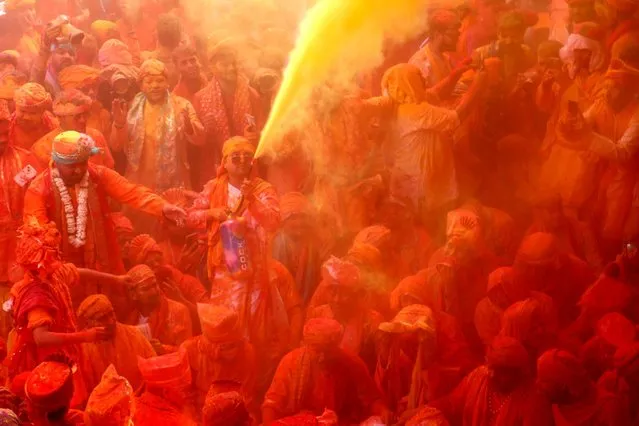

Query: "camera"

xmin=48 ymin=15 xmax=85 ymax=45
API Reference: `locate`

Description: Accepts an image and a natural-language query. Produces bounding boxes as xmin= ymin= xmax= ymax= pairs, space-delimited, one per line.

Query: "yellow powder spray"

xmin=255 ymin=0 xmax=437 ymax=158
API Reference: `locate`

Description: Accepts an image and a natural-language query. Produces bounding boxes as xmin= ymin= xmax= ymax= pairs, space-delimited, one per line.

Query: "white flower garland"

xmin=51 ymin=168 xmax=89 ymax=248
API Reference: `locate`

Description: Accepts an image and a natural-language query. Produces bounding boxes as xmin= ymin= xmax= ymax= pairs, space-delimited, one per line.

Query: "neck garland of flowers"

xmin=51 ymin=168 xmax=89 ymax=248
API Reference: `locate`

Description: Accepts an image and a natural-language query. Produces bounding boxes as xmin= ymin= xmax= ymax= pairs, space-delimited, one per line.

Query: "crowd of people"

xmin=0 ymin=0 xmax=638 ymax=424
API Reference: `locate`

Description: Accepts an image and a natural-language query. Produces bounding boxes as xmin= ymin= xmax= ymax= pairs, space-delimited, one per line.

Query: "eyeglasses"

xmin=230 ymin=153 xmax=253 ymax=165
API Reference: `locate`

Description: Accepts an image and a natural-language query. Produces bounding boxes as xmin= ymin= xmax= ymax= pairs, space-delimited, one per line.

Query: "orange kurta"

xmin=23 ymin=165 xmax=166 ymax=277
xmin=31 ymin=127 xmax=115 ymax=169
xmin=126 ymin=297 xmax=193 ymax=353
xmin=80 ymin=322 xmax=156 ymax=392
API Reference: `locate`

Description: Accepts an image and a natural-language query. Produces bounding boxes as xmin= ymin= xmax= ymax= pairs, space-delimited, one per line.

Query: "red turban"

xmin=126 ymin=264 xmax=156 ymax=288
xmin=321 ymin=256 xmax=361 ymax=288
xmin=25 ymin=361 xmax=74 ymax=413
xmin=110 ymin=212 xmax=133 ymax=234
xmin=98 ymin=39 xmax=133 ymax=67
xmin=303 ymin=318 xmax=343 ymax=349
xmin=353 ymin=225 xmax=391 ymax=249
xmin=537 ymin=349 xmax=590 ymax=391
xmin=138 ymin=348 xmax=191 ymax=389
xmin=596 ymin=313 xmax=636 ymax=348
xmin=128 ymin=234 xmax=162 ymax=266
xmin=77 ymin=294 xmax=114 ymax=325
xmin=52 ymin=89 xmax=92 ymax=117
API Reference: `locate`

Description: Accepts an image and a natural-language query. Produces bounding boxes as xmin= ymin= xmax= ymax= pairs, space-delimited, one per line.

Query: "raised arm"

xmin=96 ymin=166 xmax=167 ymax=216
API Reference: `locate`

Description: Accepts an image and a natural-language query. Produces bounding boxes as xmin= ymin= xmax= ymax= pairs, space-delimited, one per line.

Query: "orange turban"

xmin=197 ymin=304 xmax=241 ymax=343
xmin=208 ymin=37 xmax=238 ymax=62
xmin=128 ymin=234 xmax=162 ymax=266
xmin=346 ymin=243 xmax=382 ymax=270
xmin=138 ymin=348 xmax=191 ymax=388
xmin=126 ymin=264 xmax=156 ymax=287
xmin=139 ymin=59 xmax=167 ymax=82
xmin=353 ymin=225 xmax=391 ymax=250
xmin=321 ymin=256 xmax=361 ymax=288
xmin=429 ymin=9 xmax=460 ymax=32
xmin=52 ymin=89 xmax=92 ymax=117
xmin=381 ymin=63 xmax=426 ymax=104
xmin=303 ymin=318 xmax=343 ymax=349
xmin=25 ymin=361 xmax=74 ymax=413
xmin=0 ymin=71 xmax=27 ymax=100
xmin=202 ymin=391 xmax=249 ymax=426
xmin=280 ymin=192 xmax=311 ymax=221
xmin=389 ymin=271 xmax=429 ymax=312
xmin=221 ymin=136 xmax=255 ymax=159
xmin=15 ymin=221 xmax=61 ymax=271
xmin=486 ymin=335 xmax=530 ymax=370
xmin=110 ymin=212 xmax=133 ymax=234
xmin=14 ymin=82 xmax=51 ymax=113
xmin=58 ymin=65 xmax=100 ymax=91
xmin=98 ymin=39 xmax=133 ymax=67
xmin=77 ymin=294 xmax=114 ymax=325
xmin=84 ymin=365 xmax=133 ymax=426
xmin=52 ymin=131 xmax=101 ymax=164
xmin=90 ymin=20 xmax=119 ymax=42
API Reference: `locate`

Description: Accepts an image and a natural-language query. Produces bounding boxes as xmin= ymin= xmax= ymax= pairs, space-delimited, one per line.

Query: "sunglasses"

xmin=230 ymin=153 xmax=253 ymax=165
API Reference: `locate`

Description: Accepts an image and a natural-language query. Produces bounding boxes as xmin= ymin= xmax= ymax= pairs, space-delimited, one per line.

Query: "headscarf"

xmin=25 ymin=361 xmax=74 ymax=413
xmin=202 ymin=391 xmax=248 ymax=426
xmin=51 ymin=130 xmax=101 ymax=165
xmin=139 ymin=59 xmax=167 ymax=83
xmin=126 ymin=264 xmax=156 ymax=288
xmin=58 ymin=65 xmax=100 ymax=91
xmin=13 ymin=83 xmax=51 ymax=113
xmin=15 ymin=221 xmax=61 ymax=271
xmin=486 ymin=335 xmax=530 ymax=371
xmin=128 ymin=234 xmax=162 ymax=266
xmin=280 ymin=192 xmax=311 ymax=221
xmin=381 ymin=63 xmax=426 ymax=104
xmin=353 ymin=225 xmax=391 ymax=250
xmin=596 ymin=312 xmax=636 ymax=347
xmin=77 ymin=294 xmax=114 ymax=325
xmin=98 ymin=39 xmax=133 ymax=68
xmin=0 ymin=409 xmax=19 ymax=426
xmin=197 ymin=304 xmax=241 ymax=343
xmin=559 ymin=22 xmax=606 ymax=78
xmin=52 ymin=89 xmax=92 ymax=117
xmin=138 ymin=348 xmax=191 ymax=389
xmin=303 ymin=318 xmax=343 ymax=350
xmin=321 ymin=256 xmax=360 ymax=288
xmin=537 ymin=349 xmax=590 ymax=391
xmin=217 ymin=136 xmax=256 ymax=176
xmin=84 ymin=365 xmax=133 ymax=426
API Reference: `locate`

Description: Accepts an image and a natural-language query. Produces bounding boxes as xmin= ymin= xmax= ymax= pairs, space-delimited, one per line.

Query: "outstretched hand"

xmin=163 ymin=203 xmax=187 ymax=226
